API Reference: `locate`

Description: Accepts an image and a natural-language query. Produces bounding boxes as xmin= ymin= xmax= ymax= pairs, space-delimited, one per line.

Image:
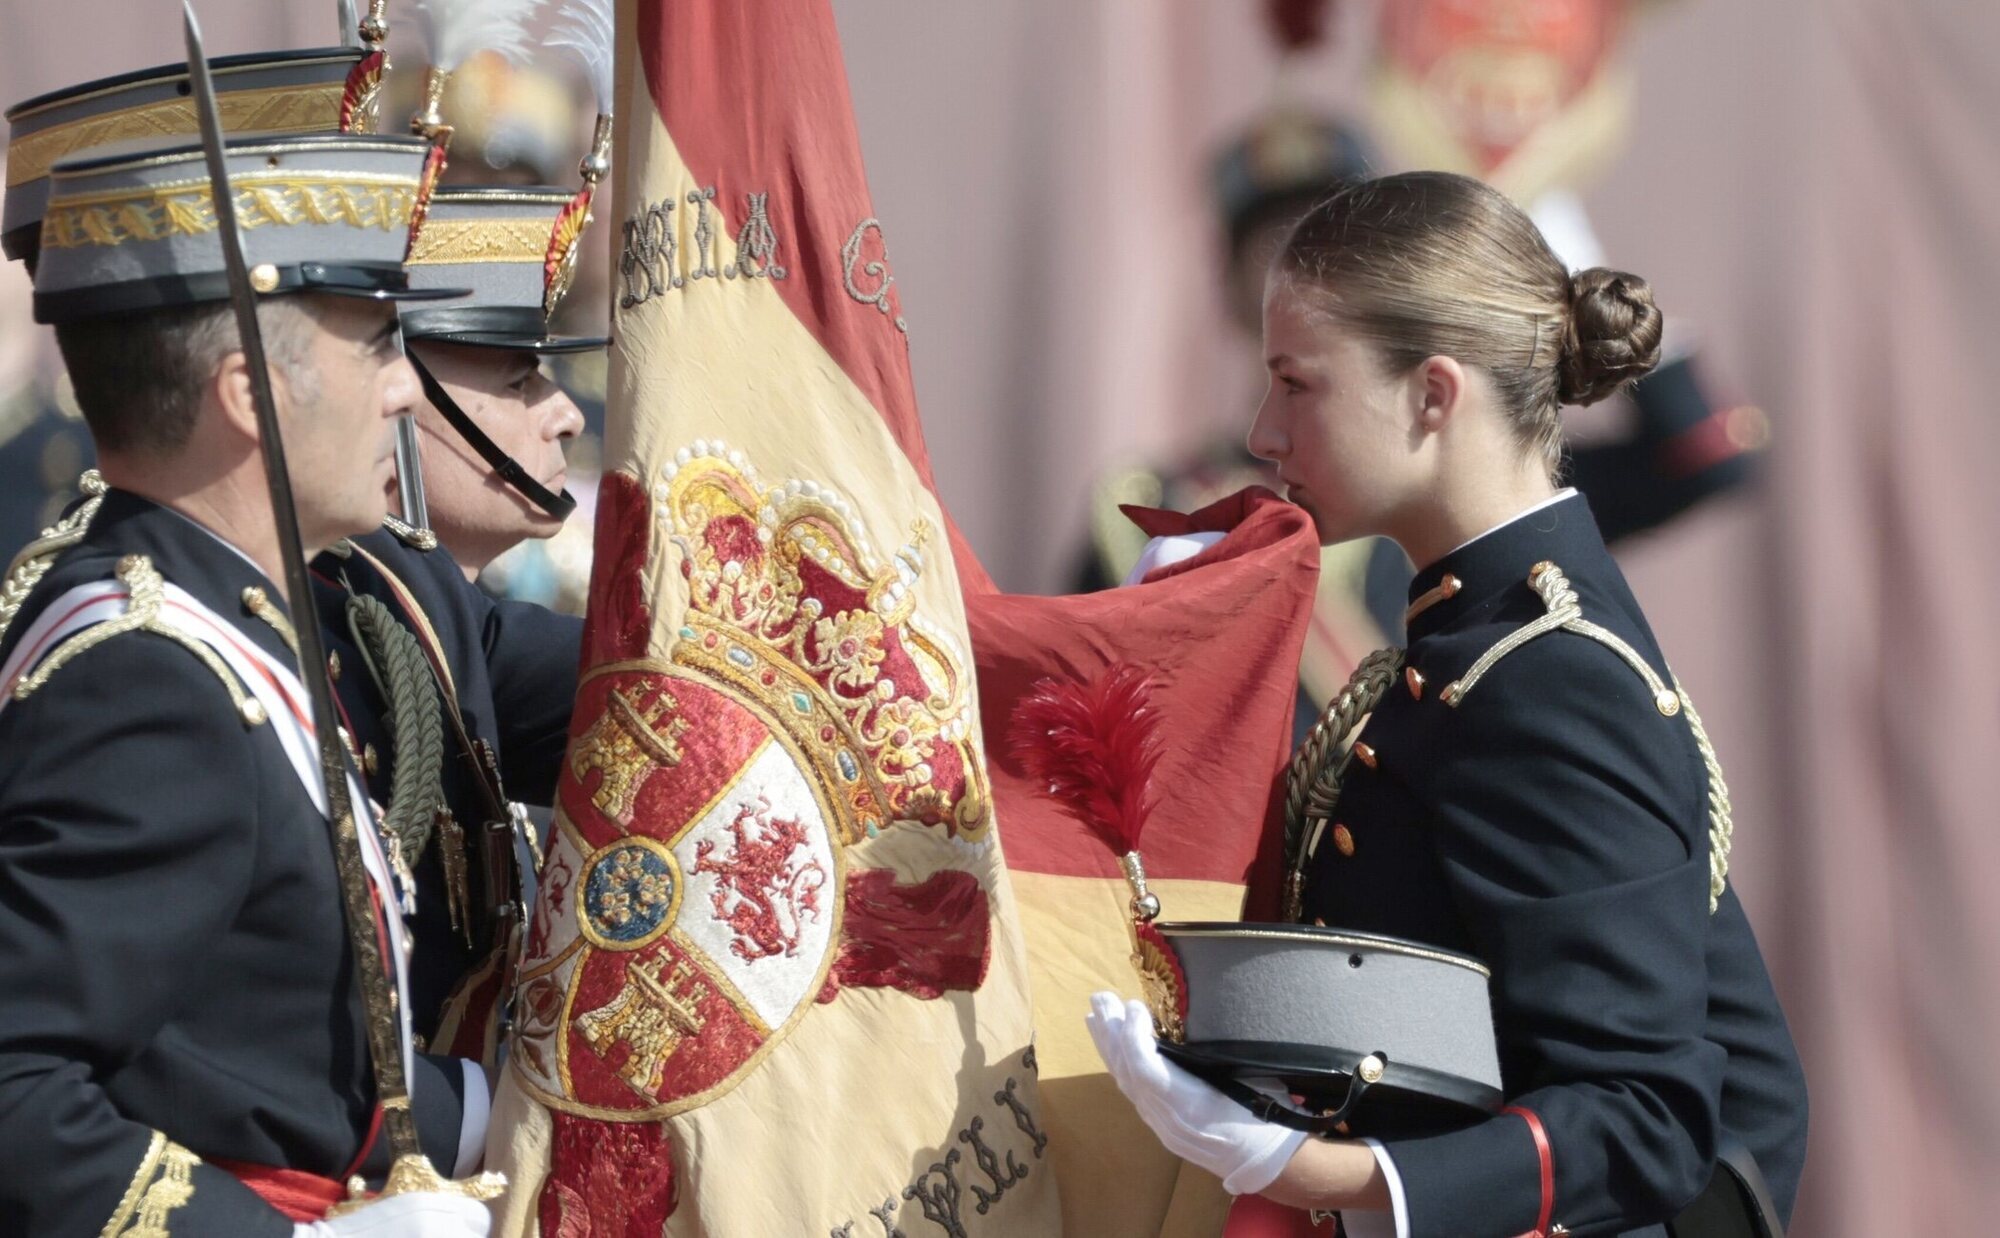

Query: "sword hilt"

xmin=329 ymin=1154 xmax=506 ymax=1218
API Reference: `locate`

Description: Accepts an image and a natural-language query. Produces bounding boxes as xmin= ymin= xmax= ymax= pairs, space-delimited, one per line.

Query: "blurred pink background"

xmin=6 ymin=0 xmax=1997 ymax=1231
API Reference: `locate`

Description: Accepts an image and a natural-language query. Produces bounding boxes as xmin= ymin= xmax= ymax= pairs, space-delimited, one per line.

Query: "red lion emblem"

xmin=691 ymin=798 xmax=830 ymax=963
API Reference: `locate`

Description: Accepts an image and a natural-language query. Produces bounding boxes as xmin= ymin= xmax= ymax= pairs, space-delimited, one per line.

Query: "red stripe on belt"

xmin=1502 ymin=1104 xmax=1556 ymax=1238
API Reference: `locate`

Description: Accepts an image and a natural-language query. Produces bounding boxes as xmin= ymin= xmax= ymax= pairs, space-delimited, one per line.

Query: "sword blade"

xmin=182 ymin=0 xmax=421 ymax=1163
xmin=394 ymin=413 xmax=431 ymax=534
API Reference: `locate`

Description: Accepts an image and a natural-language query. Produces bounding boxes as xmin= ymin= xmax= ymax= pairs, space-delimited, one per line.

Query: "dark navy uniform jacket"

xmin=313 ymin=530 xmax=583 ymax=1044
xmin=0 ymin=492 xmax=473 ymax=1236
xmin=1300 ymin=493 xmax=1807 ymax=1238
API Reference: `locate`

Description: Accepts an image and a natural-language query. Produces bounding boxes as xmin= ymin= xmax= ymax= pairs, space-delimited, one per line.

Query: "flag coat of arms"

xmin=484 ymin=0 xmax=1061 ymax=1233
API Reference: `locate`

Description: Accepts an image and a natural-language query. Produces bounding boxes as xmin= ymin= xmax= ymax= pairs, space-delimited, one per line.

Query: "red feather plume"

xmin=1008 ymin=663 xmax=1165 ymax=856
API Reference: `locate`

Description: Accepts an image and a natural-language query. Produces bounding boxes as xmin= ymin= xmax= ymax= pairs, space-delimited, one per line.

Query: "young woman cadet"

xmin=1089 ymin=172 xmax=1808 ymax=1238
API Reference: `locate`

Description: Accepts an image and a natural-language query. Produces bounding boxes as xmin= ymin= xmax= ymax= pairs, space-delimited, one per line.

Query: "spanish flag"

xmin=483 ymin=0 xmax=1058 ymax=1232
xmin=483 ymin=0 xmax=1323 ymax=1233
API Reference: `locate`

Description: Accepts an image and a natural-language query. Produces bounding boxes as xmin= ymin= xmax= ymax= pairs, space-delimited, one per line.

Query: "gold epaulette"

xmin=0 ymin=469 xmax=107 ymax=646
xmin=13 ymin=554 xmax=269 ymax=729
xmin=1439 ymin=562 xmax=1683 ymax=717
xmin=1437 ymin=560 xmax=1734 ymax=912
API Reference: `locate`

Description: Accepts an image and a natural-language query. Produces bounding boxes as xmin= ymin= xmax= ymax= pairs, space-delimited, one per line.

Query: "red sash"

xmin=214 ymin=1105 xmax=382 ymax=1222
xmin=213 ymin=1159 xmax=348 ymax=1222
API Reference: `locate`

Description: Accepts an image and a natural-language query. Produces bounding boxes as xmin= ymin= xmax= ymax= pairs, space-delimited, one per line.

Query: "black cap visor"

xmin=401 ymin=304 xmax=606 ymax=354
xmin=413 ymin=330 xmax=608 ymax=355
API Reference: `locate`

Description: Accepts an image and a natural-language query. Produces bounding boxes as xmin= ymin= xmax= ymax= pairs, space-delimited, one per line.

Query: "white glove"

xmin=1086 ymin=992 xmax=1307 ymax=1196
xmin=294 ymin=1192 xmax=492 ymax=1238
xmin=1121 ymin=532 xmax=1227 ymax=586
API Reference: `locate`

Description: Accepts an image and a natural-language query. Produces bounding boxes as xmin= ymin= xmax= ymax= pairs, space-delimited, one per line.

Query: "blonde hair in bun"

xmin=1276 ymin=171 xmax=1662 ymax=473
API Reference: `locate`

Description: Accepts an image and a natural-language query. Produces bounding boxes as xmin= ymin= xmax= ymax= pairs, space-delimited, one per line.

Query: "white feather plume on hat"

xmin=411 ymin=0 xmax=542 ymax=71
xmin=547 ymin=0 xmax=615 ymax=116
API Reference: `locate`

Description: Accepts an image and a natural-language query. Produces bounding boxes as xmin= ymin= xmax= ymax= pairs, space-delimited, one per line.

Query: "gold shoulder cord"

xmin=13 ymin=554 xmax=267 ymax=728
xmin=1440 ymin=562 xmax=1682 ymax=716
xmin=1676 ymin=687 xmax=1735 ymax=913
xmin=98 ymin=1129 xmax=199 ymax=1238
xmin=1281 ymin=646 xmax=1405 ymax=921
xmin=238 ymin=584 xmax=299 ymax=656
xmin=0 ymin=471 xmax=108 ymax=647
xmin=1438 ymin=561 xmax=1735 ymax=912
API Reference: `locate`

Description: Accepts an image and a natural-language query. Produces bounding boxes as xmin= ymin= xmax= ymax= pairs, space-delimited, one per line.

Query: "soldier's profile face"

xmin=408 ymin=339 xmax=583 ymax=563
xmin=276 ymin=296 xmax=419 ymax=549
xmin=1248 ymin=278 xmax=1420 ymax=547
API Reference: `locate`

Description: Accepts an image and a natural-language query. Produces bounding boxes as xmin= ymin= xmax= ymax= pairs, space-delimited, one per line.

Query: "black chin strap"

xmin=410 ymin=351 xmax=578 ymax=521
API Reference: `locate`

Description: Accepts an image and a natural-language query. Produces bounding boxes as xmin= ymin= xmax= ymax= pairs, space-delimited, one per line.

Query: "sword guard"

xmin=328 ymin=1154 xmax=507 ymax=1217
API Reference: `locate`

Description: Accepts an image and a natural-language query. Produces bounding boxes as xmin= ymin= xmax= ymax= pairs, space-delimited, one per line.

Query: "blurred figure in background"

xmin=0 ymin=197 xmax=91 ymax=550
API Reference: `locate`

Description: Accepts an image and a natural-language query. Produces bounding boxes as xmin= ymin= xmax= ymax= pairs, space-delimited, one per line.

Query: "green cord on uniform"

xmin=346 ymin=592 xmax=446 ymax=866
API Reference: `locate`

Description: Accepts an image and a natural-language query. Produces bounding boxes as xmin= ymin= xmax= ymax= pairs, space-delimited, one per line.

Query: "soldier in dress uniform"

xmin=311 ymin=504 xmax=583 ymax=1063
xmin=1088 ymin=172 xmax=1807 ymax=1237
xmin=0 ymin=131 xmax=495 ymax=1235
xmin=376 ymin=15 xmax=615 ymax=615
xmin=0 ymin=15 xmax=595 ymax=1068
xmin=310 ymin=178 xmax=607 ymax=1049
xmin=392 ymin=183 xmax=600 ymax=582
xmin=308 ymin=65 xmax=612 ymax=1057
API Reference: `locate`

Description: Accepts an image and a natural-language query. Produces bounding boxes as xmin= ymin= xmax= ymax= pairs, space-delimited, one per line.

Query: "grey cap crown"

xmin=399 ymin=184 xmax=606 ymax=352
xmin=4 ymin=47 xmax=362 ymax=262
xmin=32 ymin=130 xmax=451 ymax=324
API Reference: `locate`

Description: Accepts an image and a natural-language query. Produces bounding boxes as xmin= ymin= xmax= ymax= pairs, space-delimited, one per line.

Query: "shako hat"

xmin=1153 ymin=923 xmax=1504 ymax=1135
xmin=32 ymin=130 xmax=463 ymax=325
xmin=4 ymin=47 xmax=375 ymax=267
xmin=399 ymin=184 xmax=607 ymax=354
xmin=395 ymin=0 xmax=614 ymax=355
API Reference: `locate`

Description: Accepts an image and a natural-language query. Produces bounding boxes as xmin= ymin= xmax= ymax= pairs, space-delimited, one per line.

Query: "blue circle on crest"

xmin=579 ymin=837 xmax=682 ymax=952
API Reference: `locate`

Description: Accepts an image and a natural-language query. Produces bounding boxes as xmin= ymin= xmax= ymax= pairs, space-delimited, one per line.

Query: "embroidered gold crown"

xmin=656 ymin=442 xmax=988 ymax=845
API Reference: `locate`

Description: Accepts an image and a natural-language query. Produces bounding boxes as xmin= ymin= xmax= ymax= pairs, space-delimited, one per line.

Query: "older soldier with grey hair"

xmin=0 ymin=130 xmax=494 ymax=1238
